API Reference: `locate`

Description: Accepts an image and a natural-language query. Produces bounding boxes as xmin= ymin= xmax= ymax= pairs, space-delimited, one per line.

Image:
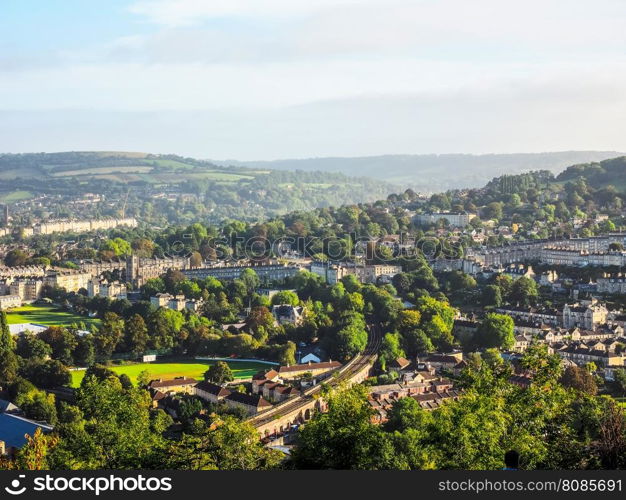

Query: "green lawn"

xmin=6 ymin=305 xmax=99 ymax=328
xmin=0 ymin=190 xmax=34 ymax=203
xmin=70 ymin=359 xmax=273 ymax=387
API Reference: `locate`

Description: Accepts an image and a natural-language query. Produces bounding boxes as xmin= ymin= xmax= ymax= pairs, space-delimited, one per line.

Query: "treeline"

xmin=292 ymin=345 xmax=626 ymax=470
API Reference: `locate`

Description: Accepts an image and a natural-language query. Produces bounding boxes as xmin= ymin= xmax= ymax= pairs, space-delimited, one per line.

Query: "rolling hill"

xmin=0 ymin=152 xmax=399 ymax=223
xmin=213 ymin=151 xmax=625 ymax=192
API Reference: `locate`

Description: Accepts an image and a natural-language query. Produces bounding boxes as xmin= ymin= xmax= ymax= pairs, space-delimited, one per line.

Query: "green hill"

xmin=555 ymin=156 xmax=626 ymax=190
xmin=0 ymin=152 xmax=398 ymax=224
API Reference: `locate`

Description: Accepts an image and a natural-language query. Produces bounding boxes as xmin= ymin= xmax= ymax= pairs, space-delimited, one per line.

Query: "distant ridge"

xmin=211 ymin=151 xmax=625 ymax=193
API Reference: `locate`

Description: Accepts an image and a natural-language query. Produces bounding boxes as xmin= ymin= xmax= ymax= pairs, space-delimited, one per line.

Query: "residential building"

xmin=87 ymin=278 xmax=127 ymax=300
xmin=44 ymin=270 xmax=91 ymax=293
xmin=194 ymin=381 xmax=231 ymax=404
xmin=224 ymin=392 xmax=272 ymax=416
xmin=413 ymin=212 xmax=477 ymax=227
xmin=563 ymin=301 xmax=608 ymax=330
xmin=0 ymin=413 xmax=53 ymax=457
xmin=0 ymin=294 xmax=21 ymax=309
xmin=271 ymin=304 xmax=304 ymax=325
xmin=147 ymin=377 xmax=197 ymax=394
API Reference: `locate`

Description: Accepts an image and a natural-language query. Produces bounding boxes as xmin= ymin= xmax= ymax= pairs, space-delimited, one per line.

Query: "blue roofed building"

xmin=0 ymin=413 xmax=53 ymax=456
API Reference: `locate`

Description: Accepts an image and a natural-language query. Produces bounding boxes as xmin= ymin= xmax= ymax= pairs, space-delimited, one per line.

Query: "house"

xmin=278 ymin=360 xmax=342 ymax=380
xmin=194 ymin=381 xmax=231 ymax=404
xmin=0 ymin=413 xmax=53 ymax=456
xmin=224 ymin=392 xmax=272 ymax=416
xmin=389 ymin=357 xmax=412 ymax=371
xmin=148 ymin=377 xmax=197 ymax=394
xmin=262 ymin=383 xmax=300 ymax=403
xmin=149 ymin=389 xmax=167 ymax=408
xmin=421 ymin=352 xmax=463 ymax=372
xmin=252 ymin=368 xmax=281 ymax=382
xmin=412 ymin=390 xmax=462 ymax=410
xmin=562 ymin=301 xmax=608 ymax=330
xmin=509 ymin=374 xmax=533 ymax=388
xmin=0 ymin=294 xmax=21 ymax=309
xmin=271 ymin=304 xmax=304 ymax=325
xmin=300 ymin=353 xmax=321 ymax=364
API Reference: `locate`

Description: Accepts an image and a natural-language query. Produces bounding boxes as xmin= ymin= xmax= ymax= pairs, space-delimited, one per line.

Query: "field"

xmin=6 ymin=305 xmax=99 ymax=328
xmin=50 ymin=166 xmax=154 ymax=177
xmin=0 ymin=190 xmax=34 ymax=202
xmin=70 ymin=359 xmax=273 ymax=387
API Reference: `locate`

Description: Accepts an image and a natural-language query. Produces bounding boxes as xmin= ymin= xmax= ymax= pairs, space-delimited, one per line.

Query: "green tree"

xmin=481 ymin=285 xmax=502 ymax=308
xmin=271 ymin=290 xmax=299 ymax=306
xmin=292 ymin=385 xmax=395 ymax=469
xmin=0 ymin=310 xmax=18 ymax=384
xmin=509 ymin=276 xmax=538 ymax=307
xmin=124 ymin=314 xmax=149 ymax=356
xmin=204 ymin=361 xmax=234 ymax=384
xmin=475 ymin=313 xmax=515 ymax=350
xmin=378 ymin=332 xmax=405 ymax=371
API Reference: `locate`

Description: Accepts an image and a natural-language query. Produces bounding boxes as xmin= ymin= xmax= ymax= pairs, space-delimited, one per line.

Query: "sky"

xmin=1 ymin=0 xmax=626 ymax=160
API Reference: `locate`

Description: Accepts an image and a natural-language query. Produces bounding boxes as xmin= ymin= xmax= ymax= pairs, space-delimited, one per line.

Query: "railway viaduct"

xmin=248 ymin=326 xmax=381 ymax=438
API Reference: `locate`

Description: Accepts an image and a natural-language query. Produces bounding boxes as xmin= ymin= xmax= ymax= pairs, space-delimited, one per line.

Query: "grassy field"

xmin=50 ymin=166 xmax=153 ymax=177
xmin=0 ymin=190 xmax=34 ymax=202
xmin=70 ymin=359 xmax=273 ymax=387
xmin=6 ymin=305 xmax=99 ymax=328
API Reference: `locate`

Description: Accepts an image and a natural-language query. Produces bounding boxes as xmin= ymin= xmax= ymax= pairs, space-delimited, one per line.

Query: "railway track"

xmin=249 ymin=324 xmax=382 ymax=428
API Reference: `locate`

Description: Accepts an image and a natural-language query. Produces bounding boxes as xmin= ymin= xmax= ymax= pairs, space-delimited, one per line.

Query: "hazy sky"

xmin=1 ymin=0 xmax=626 ymax=159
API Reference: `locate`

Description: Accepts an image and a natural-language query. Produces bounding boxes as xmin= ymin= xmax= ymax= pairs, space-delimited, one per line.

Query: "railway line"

xmin=249 ymin=324 xmax=382 ymax=429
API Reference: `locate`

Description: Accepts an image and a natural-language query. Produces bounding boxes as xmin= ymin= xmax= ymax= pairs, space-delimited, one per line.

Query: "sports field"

xmin=70 ymin=359 xmax=273 ymax=387
xmin=6 ymin=305 xmax=99 ymax=328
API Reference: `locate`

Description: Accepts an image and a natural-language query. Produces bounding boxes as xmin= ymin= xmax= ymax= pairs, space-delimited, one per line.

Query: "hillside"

xmin=213 ymin=151 xmax=624 ymax=192
xmin=555 ymin=156 xmax=626 ymax=190
xmin=0 ymin=152 xmax=398 ymax=224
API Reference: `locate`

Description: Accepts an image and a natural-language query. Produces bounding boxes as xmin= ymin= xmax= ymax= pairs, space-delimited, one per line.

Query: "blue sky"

xmin=1 ymin=0 xmax=626 ymax=159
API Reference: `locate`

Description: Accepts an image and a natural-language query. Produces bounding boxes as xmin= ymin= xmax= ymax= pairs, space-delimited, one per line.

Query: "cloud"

xmin=127 ymin=0 xmax=367 ymax=26
xmin=2 ymin=0 xmax=626 ymax=157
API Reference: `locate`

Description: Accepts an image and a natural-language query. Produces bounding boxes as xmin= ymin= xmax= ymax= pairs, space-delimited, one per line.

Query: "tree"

xmin=384 ymin=396 xmax=429 ymax=433
xmin=509 ymin=277 xmax=538 ymax=307
xmin=67 ymin=375 xmax=164 ymax=468
xmin=165 ymin=416 xmax=282 ymax=470
xmin=0 ymin=310 xmax=18 ymax=384
xmin=560 ymin=365 xmax=597 ymax=395
xmin=27 ymin=359 xmax=71 ymax=388
xmin=189 ymin=251 xmax=203 ymax=268
xmin=520 ymin=343 xmax=563 ymax=386
xmin=475 ymin=313 xmax=515 ymax=350
xmin=38 ymin=326 xmax=77 ymax=365
xmin=124 ymin=314 xmax=149 ymax=356
xmin=16 ymin=389 xmax=58 ymax=425
xmin=16 ymin=333 xmax=52 ymax=360
xmin=613 ymin=368 xmax=626 ymax=397
xmin=292 ymin=385 xmax=395 ymax=469
xmin=271 ymin=290 xmax=299 ymax=306
xmin=204 ymin=361 xmax=234 ymax=384
xmin=73 ymin=335 xmax=95 ymax=366
xmin=481 ymin=285 xmax=502 ymax=308
xmin=239 ymin=268 xmax=260 ymax=294
xmin=378 ymin=332 xmax=405 ymax=371
xmin=93 ymin=312 xmax=124 ymax=360
xmin=246 ymin=306 xmax=275 ymax=336
xmin=402 ymin=328 xmax=434 ymax=357
xmin=4 ymin=249 xmax=29 ymax=267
